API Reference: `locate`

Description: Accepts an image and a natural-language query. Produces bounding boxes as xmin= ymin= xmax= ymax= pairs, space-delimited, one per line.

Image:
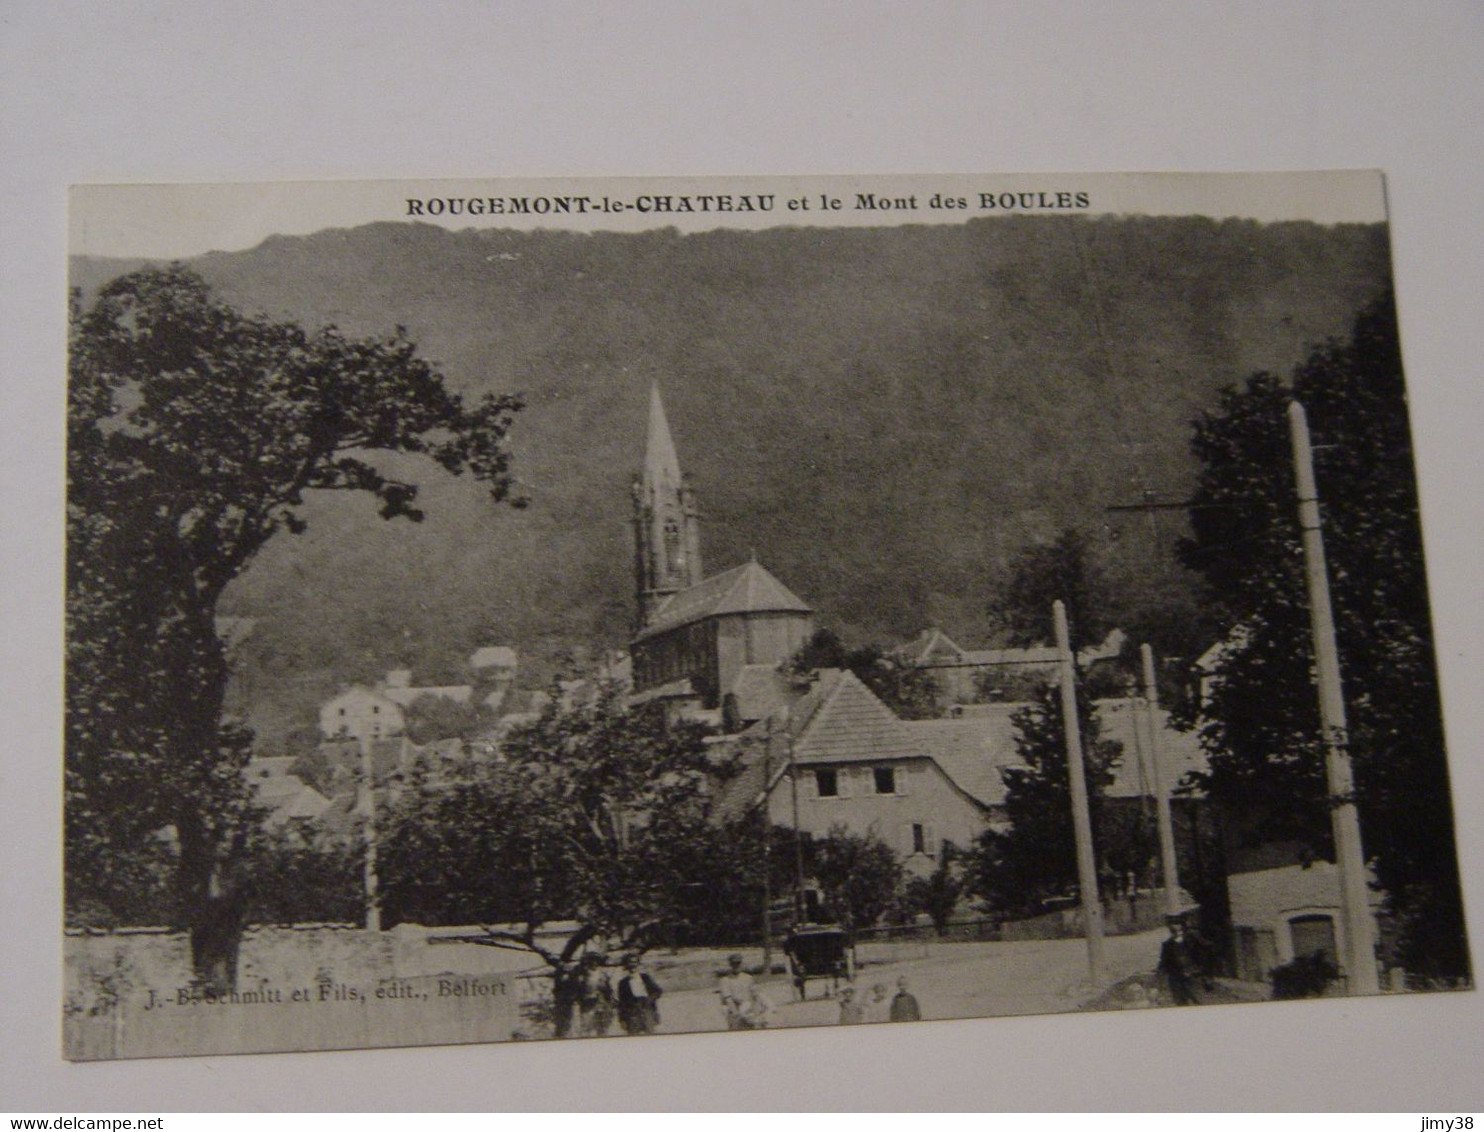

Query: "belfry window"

xmin=663 ymin=519 xmax=682 ymax=576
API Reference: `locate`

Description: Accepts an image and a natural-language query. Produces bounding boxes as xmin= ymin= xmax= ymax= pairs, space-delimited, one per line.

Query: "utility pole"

xmin=359 ymin=740 xmax=381 ymax=932
xmin=760 ymin=724 xmax=773 ymax=973
xmin=788 ymin=723 xmax=806 ymax=925
xmin=1288 ymin=401 xmax=1380 ymax=995
xmin=1054 ymin=600 xmax=1106 ymax=986
xmin=1138 ymin=644 xmax=1182 ymax=918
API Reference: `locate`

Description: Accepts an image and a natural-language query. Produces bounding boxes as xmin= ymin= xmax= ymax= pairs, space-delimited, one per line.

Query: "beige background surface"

xmin=3 ymin=0 xmax=1482 ymax=1112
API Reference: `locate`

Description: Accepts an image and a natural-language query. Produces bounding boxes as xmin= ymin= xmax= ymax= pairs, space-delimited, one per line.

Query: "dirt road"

xmin=650 ymin=928 xmax=1167 ymax=1035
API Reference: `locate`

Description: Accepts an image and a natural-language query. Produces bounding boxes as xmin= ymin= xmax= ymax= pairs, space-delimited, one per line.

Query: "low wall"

xmin=1000 ymin=893 xmax=1169 ymax=941
xmin=65 ymin=924 xmax=534 ymax=1061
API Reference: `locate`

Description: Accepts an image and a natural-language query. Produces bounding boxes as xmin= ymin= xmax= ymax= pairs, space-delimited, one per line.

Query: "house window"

xmin=873 ymin=766 xmax=897 ymax=795
xmin=908 ymin=822 xmax=937 ymax=858
xmin=372 ymin=705 xmax=380 ymax=715
xmin=816 ymin=769 xmax=839 ymax=797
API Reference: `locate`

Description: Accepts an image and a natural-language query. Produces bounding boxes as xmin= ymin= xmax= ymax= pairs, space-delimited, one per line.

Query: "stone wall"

xmin=63 ymin=923 xmax=553 ymax=1060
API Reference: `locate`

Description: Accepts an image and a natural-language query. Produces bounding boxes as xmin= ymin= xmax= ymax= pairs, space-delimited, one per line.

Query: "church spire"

xmin=633 ymin=383 xmax=703 ymax=631
xmin=645 ymin=381 xmax=683 ymax=494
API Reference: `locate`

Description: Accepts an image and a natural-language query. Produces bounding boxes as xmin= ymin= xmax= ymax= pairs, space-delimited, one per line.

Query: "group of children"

xmin=716 ymin=953 xmax=924 ymax=1029
xmin=835 ymin=976 xmax=920 ymax=1025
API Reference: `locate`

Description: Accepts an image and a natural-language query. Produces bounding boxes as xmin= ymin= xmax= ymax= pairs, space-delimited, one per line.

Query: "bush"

xmin=1270 ymin=952 xmax=1340 ymax=999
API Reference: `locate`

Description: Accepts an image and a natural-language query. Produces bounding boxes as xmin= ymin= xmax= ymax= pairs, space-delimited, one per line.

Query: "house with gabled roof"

xmin=895 ymin=625 xmax=1127 ymax=702
xmin=712 ymin=670 xmax=1208 ymax=880
xmin=713 ymin=668 xmax=1002 ymax=876
xmin=244 ymin=756 xmax=332 ymax=828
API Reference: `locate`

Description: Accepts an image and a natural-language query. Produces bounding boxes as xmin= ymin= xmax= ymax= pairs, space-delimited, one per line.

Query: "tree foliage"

xmin=378 ymin=685 xmax=723 ymax=1030
xmin=402 ymin=693 xmax=493 ymax=745
xmin=965 ymin=684 xmax=1122 ymax=915
xmin=786 ymin=627 xmax=941 ymax=720
xmin=991 ymin=528 xmax=1118 ymax=656
xmin=1178 ymin=290 xmax=1467 ymax=978
xmin=903 ymin=844 xmax=964 ymax=935
xmin=241 ymin=825 xmax=366 ymax=926
xmin=803 ymin=825 xmax=903 ymax=931
xmin=66 ymin=265 xmax=522 ymax=985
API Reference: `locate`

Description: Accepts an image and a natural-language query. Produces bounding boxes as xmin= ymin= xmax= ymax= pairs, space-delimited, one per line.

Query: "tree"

xmin=66 ymin=266 xmax=522 ymax=989
xmin=402 ymin=692 xmax=492 ymax=745
xmin=903 ymin=844 xmax=964 ymax=935
xmin=785 ymin=627 xmax=941 ymax=720
xmin=964 ymin=683 xmax=1122 ymax=916
xmin=1178 ymin=290 xmax=1468 ymax=979
xmin=804 ymin=825 xmax=903 ymax=931
xmin=242 ymin=825 xmax=366 ymax=926
xmin=992 ymin=528 xmax=1118 ymax=657
xmin=377 ymin=685 xmax=723 ymax=1036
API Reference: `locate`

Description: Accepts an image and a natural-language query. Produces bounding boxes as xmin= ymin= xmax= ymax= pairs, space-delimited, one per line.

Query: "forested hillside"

xmin=71 ymin=215 xmax=1392 ymax=749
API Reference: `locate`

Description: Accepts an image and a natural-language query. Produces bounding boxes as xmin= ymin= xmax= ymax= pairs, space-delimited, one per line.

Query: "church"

xmin=627 ymin=384 xmax=815 ymax=730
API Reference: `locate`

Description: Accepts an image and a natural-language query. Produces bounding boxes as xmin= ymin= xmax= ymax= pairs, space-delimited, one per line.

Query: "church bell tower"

xmin=633 ymin=383 xmax=703 ymax=631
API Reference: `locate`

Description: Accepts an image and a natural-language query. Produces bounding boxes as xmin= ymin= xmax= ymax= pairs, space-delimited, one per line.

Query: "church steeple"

xmin=633 ymin=383 xmax=703 ymax=630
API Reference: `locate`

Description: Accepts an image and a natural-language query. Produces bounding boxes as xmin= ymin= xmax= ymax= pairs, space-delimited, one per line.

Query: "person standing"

xmin=889 ymin=975 xmax=922 ymax=1022
xmin=717 ymin=953 xmax=756 ymax=1031
xmin=736 ymin=982 xmax=775 ymax=1029
xmin=864 ymin=982 xmax=892 ymax=1023
xmin=837 ymin=984 xmax=864 ymax=1025
xmin=582 ymin=966 xmax=615 ymax=1037
xmin=1158 ymin=916 xmax=1201 ymax=1006
xmin=616 ymin=953 xmax=663 ymax=1035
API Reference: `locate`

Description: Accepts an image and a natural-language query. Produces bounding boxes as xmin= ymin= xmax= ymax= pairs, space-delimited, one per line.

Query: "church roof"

xmin=634 ymin=559 xmax=813 ymax=641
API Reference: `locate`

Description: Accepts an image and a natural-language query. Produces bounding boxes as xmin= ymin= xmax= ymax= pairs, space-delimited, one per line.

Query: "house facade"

xmin=319 ymin=685 xmax=408 ymax=748
xmin=1225 ymin=843 xmax=1384 ymax=983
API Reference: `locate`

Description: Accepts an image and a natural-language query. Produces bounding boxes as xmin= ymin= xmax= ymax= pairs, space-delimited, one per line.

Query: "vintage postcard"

xmin=64 ymin=171 xmax=1471 ymax=1060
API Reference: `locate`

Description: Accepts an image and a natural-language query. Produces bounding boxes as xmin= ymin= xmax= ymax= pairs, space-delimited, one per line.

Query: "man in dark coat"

xmin=1158 ymin=916 xmax=1201 ymax=1005
xmin=615 ymin=954 xmax=663 ymax=1035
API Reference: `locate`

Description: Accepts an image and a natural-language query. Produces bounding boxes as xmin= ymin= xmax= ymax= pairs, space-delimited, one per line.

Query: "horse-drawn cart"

xmin=783 ymin=925 xmax=854 ymax=1000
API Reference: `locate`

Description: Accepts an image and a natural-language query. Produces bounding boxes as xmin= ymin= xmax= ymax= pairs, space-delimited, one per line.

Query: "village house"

xmin=244 ymin=755 xmax=333 ymax=828
xmin=317 ymin=646 xmax=521 ymax=748
xmin=894 ymin=624 xmax=1127 ymax=702
xmin=711 ymin=670 xmax=1205 ymax=879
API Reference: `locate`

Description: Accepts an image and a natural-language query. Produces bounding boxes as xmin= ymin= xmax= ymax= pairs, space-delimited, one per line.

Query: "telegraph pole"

xmin=1138 ymin=643 xmax=1182 ymax=918
xmin=1288 ymin=400 xmax=1380 ymax=995
xmin=1054 ymin=600 xmax=1106 ymax=986
xmin=788 ymin=724 xmax=806 ymax=925
xmin=760 ymin=724 xmax=773 ymax=973
xmin=359 ymin=741 xmax=381 ymax=932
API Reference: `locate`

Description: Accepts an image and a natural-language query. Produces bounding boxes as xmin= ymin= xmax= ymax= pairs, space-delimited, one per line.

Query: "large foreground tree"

xmin=377 ymin=686 xmax=723 ymax=1037
xmin=66 ymin=265 xmax=523 ymax=988
xmin=1179 ymin=290 xmax=1468 ymax=979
